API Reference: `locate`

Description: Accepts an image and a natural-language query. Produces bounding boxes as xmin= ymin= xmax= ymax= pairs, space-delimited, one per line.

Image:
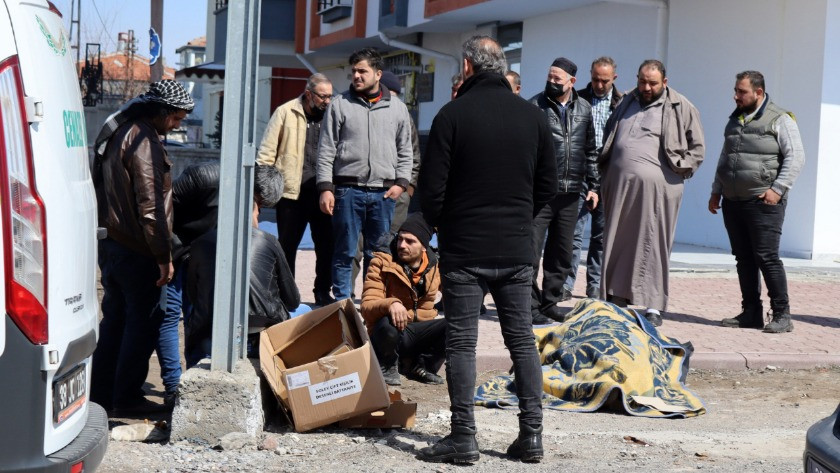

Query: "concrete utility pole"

xmin=211 ymin=0 xmax=262 ymax=372
xmin=150 ymin=0 xmax=164 ymax=81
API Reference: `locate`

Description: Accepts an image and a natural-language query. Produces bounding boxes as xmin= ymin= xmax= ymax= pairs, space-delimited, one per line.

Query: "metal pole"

xmin=151 ymin=0 xmax=164 ymax=81
xmin=210 ymin=0 xmax=261 ymax=372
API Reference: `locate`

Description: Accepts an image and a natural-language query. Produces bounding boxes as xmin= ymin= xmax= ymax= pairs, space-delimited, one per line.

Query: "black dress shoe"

xmin=542 ymin=305 xmax=566 ymax=323
xmin=559 ymin=288 xmax=573 ymax=302
xmin=721 ymin=306 xmax=763 ymax=329
xmin=506 ymin=424 xmax=543 ymax=462
xmin=531 ymin=312 xmax=555 ymax=325
xmin=314 ymin=291 xmax=336 ymax=307
xmin=418 ymin=433 xmax=479 ymax=464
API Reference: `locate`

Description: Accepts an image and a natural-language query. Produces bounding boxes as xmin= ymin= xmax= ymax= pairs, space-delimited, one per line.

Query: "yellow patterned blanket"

xmin=475 ymin=299 xmax=706 ymax=418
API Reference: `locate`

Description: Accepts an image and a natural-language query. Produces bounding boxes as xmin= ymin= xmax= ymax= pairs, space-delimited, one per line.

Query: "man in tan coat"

xmin=257 ymin=73 xmax=334 ymax=306
xmin=361 ymin=213 xmax=445 ymax=386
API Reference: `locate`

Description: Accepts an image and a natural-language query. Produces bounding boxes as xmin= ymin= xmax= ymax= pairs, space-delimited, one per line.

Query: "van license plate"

xmin=53 ymin=364 xmax=86 ymax=424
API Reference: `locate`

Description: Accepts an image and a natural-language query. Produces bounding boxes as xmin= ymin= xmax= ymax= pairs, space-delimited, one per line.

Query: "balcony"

xmin=317 ymin=0 xmax=353 ymax=23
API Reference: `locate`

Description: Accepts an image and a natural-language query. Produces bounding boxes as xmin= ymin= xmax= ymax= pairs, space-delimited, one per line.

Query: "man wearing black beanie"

xmin=361 ymin=213 xmax=445 ymax=386
xmin=529 ymin=56 xmax=599 ymax=324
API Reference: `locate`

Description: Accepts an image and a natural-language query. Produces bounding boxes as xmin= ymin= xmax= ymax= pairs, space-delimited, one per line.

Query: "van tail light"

xmin=0 ymin=56 xmax=48 ymax=344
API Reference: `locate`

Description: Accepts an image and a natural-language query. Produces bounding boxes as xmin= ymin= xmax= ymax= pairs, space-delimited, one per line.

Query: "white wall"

xmin=668 ymin=0 xmax=826 ymax=257
xmin=812 ymin=0 xmax=840 ymax=258
xmin=416 ymin=32 xmax=463 ymax=131
xmin=520 ymin=2 xmax=659 ymax=100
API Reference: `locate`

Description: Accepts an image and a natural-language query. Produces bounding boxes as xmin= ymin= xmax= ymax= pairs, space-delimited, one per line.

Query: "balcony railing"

xmin=317 ymin=0 xmax=353 ymax=23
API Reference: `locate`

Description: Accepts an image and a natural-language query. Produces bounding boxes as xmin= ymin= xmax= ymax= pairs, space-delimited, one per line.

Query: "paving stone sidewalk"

xmin=291 ymin=249 xmax=840 ymax=371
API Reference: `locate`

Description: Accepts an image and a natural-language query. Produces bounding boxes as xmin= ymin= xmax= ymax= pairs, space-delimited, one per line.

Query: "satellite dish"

xmin=149 ymin=28 xmax=161 ymax=65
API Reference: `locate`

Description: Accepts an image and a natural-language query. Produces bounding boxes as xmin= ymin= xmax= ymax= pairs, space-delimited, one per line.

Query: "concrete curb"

xmin=473 ymin=352 xmax=840 ymax=374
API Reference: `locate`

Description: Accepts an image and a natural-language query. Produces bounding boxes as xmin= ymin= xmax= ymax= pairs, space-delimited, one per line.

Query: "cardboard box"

xmin=259 ymin=299 xmax=390 ymax=432
xmin=339 ymin=390 xmax=417 ymax=429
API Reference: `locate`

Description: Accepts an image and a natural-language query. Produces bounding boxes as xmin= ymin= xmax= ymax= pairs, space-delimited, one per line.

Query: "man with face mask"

xmin=257 ymin=73 xmax=336 ymax=307
xmin=598 ymin=59 xmax=705 ymax=327
xmin=528 ymin=57 xmax=599 ymax=324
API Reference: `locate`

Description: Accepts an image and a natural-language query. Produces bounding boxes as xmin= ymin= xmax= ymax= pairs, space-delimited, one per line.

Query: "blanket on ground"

xmin=475 ymin=299 xmax=706 ymax=418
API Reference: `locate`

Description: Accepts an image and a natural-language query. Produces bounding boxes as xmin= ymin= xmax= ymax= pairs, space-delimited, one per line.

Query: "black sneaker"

xmin=406 ymin=365 xmax=444 ymax=385
xmin=418 ymin=433 xmax=480 ymax=464
xmin=382 ymin=364 xmax=401 ymax=386
xmin=721 ymin=307 xmax=764 ymax=329
xmin=506 ymin=424 xmax=543 ymax=462
xmin=763 ymin=310 xmax=793 ymax=333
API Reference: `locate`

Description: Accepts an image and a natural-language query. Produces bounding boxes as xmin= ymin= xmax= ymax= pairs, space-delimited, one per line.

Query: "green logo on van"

xmin=35 ymin=15 xmax=67 ymax=56
xmin=63 ymin=110 xmax=86 ymax=148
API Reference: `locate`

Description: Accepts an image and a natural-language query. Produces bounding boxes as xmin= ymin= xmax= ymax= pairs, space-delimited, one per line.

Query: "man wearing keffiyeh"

xmin=90 ymin=80 xmax=194 ymax=416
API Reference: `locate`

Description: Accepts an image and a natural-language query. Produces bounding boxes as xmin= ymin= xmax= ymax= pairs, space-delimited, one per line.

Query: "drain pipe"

xmin=295 ymin=53 xmax=318 ymax=74
xmin=608 ymin=0 xmax=668 ymax=61
xmin=378 ymin=32 xmax=458 ymax=65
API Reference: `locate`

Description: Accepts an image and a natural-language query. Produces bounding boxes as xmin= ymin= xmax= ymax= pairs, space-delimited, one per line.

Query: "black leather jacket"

xmin=171 ymin=163 xmax=220 ymax=263
xmin=529 ymin=89 xmax=599 ymax=194
xmin=185 ymin=228 xmax=300 ymax=350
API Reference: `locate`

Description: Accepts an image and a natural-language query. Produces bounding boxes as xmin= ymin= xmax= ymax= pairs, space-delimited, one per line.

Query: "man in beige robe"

xmin=597 ymin=59 xmax=705 ymax=327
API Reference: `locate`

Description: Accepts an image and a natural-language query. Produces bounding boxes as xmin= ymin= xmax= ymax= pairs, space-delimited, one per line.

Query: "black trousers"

xmin=275 ymin=179 xmax=333 ymax=297
xmin=722 ymin=197 xmax=789 ymax=312
xmin=531 ymin=192 xmax=580 ymax=313
xmin=370 ymin=315 xmax=446 ymax=373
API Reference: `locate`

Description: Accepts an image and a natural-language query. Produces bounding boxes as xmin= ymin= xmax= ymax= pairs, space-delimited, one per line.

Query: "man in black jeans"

xmin=528 ymin=57 xmax=598 ymax=324
xmin=361 ymin=213 xmax=444 ymax=386
xmin=709 ymin=70 xmax=804 ymax=333
xmin=419 ymin=36 xmax=557 ymax=464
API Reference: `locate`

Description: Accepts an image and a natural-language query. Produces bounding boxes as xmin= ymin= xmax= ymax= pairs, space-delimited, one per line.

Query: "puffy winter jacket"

xmin=529 ymin=89 xmax=599 ymax=194
xmin=172 ymin=163 xmax=220 ymax=260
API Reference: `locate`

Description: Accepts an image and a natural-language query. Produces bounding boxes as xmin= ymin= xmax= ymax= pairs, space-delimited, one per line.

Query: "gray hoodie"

xmin=316 ymin=86 xmax=413 ymax=192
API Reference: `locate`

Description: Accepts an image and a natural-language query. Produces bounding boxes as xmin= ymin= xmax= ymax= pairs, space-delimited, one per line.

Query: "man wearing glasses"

xmin=257 ymin=73 xmax=336 ymax=307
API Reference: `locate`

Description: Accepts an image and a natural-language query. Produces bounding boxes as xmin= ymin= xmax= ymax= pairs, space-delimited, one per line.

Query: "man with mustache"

xmin=709 ymin=70 xmax=804 ymax=333
xmin=598 ymin=59 xmax=705 ymax=327
xmin=317 ymin=48 xmax=414 ymax=301
xmin=257 ymin=73 xmax=336 ymax=307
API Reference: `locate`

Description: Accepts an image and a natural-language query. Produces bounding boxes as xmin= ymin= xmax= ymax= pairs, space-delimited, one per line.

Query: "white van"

xmin=0 ymin=1 xmax=107 ymax=471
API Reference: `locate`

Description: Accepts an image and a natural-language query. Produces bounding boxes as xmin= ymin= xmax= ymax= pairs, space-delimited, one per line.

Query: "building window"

xmin=318 ymin=0 xmax=353 ymax=23
xmin=214 ymin=0 xmax=228 ymax=13
xmin=497 ymin=22 xmax=522 ymax=73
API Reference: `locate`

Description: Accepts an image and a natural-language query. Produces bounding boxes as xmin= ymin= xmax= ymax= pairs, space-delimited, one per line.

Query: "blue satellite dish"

xmin=149 ymin=28 xmax=161 ymax=65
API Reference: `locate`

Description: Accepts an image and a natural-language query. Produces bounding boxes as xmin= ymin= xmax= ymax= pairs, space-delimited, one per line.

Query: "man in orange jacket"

xmin=361 ymin=213 xmax=445 ymax=386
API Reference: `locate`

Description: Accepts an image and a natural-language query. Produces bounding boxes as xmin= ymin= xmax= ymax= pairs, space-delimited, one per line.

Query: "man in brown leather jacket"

xmin=90 ymin=80 xmax=194 ymax=415
xmin=361 ymin=213 xmax=445 ymax=386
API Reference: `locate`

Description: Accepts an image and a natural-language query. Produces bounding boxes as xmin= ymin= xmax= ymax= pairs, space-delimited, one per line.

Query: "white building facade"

xmin=216 ymin=0 xmax=840 ymax=260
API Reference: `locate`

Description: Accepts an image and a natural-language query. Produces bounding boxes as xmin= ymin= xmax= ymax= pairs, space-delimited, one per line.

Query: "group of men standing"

xmin=87 ymin=30 xmax=803 ymax=466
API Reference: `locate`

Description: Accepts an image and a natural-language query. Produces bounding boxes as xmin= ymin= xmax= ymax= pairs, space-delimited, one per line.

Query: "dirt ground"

xmin=98 ymin=364 xmax=840 ymax=472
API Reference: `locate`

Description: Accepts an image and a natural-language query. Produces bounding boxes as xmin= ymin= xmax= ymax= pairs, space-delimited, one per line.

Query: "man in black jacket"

xmin=418 ymin=35 xmax=557 ymax=464
xmin=565 ymin=57 xmax=623 ymax=301
xmin=529 ymin=57 xmax=599 ymax=324
xmin=184 ymin=165 xmax=301 ymax=367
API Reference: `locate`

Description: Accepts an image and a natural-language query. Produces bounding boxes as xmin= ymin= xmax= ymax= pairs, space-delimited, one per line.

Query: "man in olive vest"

xmin=708 ymin=70 xmax=804 ymax=333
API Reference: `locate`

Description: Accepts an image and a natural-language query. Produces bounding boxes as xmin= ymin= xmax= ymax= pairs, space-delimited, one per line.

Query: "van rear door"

xmin=3 ymin=0 xmax=98 ymax=456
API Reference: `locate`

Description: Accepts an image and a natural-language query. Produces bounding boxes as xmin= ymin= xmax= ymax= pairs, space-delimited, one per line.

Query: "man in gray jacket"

xmin=317 ymin=48 xmax=414 ymax=301
xmin=709 ymin=70 xmax=804 ymax=334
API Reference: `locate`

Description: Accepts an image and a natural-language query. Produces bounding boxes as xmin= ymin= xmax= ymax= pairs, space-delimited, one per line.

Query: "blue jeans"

xmin=156 ymin=269 xmax=189 ymax=393
xmin=441 ymin=263 xmax=543 ymax=431
xmin=91 ymin=239 xmax=163 ymax=410
xmin=331 ymin=186 xmax=395 ymax=300
xmin=565 ymin=190 xmax=604 ymax=297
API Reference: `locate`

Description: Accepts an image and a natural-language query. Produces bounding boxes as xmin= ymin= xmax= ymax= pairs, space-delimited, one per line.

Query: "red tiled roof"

xmin=77 ymin=52 xmax=175 ymax=81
